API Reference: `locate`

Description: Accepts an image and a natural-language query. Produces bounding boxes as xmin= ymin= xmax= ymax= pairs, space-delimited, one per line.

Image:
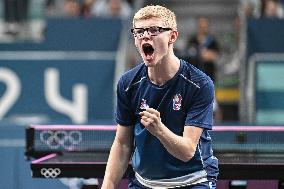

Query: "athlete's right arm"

xmin=101 ymin=124 xmax=134 ymax=189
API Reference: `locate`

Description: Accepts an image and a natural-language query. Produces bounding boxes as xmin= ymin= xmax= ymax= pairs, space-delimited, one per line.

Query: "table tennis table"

xmin=26 ymin=125 xmax=284 ymax=186
xmin=30 ymin=151 xmax=284 ymax=180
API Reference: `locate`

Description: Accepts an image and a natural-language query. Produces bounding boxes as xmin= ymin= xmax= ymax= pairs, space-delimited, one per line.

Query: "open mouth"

xmin=142 ymin=43 xmax=154 ymax=57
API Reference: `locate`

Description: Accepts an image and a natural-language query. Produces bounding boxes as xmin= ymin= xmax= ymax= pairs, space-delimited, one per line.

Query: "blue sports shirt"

xmin=116 ymin=59 xmax=219 ymax=181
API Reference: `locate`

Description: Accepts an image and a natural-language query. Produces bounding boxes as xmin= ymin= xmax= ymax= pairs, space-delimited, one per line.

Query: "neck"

xmin=147 ymin=54 xmax=180 ymax=86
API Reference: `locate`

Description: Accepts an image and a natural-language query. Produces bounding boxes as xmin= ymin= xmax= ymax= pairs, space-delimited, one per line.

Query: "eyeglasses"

xmin=131 ymin=26 xmax=172 ymax=38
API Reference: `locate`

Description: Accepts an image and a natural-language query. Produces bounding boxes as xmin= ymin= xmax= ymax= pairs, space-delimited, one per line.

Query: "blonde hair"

xmin=133 ymin=5 xmax=177 ymax=30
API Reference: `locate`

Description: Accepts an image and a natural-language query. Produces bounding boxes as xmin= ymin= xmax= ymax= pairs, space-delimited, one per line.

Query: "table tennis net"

xmin=26 ymin=125 xmax=116 ymax=158
xmin=211 ymin=130 xmax=284 ymax=153
xmin=210 ymin=129 xmax=284 ymax=163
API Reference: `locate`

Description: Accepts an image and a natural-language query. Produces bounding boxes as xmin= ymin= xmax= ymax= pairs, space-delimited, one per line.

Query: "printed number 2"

xmin=0 ymin=68 xmax=21 ymax=120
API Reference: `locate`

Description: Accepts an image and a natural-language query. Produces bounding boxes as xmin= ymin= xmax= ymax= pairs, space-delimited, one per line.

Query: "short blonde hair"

xmin=133 ymin=5 xmax=177 ymax=30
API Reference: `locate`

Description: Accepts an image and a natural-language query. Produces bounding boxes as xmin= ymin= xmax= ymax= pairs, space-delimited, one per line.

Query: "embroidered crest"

xmin=140 ymin=99 xmax=149 ymax=110
xmin=172 ymin=94 xmax=182 ymax=110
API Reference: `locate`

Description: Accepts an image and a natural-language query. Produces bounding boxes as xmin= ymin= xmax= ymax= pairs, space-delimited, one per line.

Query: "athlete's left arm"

xmin=140 ymin=108 xmax=203 ymax=162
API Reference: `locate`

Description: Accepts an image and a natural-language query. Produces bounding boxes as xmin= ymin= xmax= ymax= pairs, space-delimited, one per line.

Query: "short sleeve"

xmin=115 ymin=77 xmax=136 ymax=126
xmin=185 ymin=80 xmax=214 ymax=130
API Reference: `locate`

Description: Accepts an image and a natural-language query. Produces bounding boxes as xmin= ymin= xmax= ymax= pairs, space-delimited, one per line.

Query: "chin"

xmin=143 ymin=59 xmax=156 ymax=67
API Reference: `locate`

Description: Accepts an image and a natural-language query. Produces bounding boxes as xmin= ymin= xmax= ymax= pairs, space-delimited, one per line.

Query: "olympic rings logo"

xmin=41 ymin=168 xmax=61 ymax=178
xmin=40 ymin=130 xmax=82 ymax=150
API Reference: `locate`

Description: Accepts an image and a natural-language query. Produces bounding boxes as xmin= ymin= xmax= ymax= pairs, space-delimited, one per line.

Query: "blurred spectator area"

xmin=0 ymin=0 xmax=137 ymax=42
xmin=0 ymin=17 xmax=124 ymax=50
xmin=1 ymin=0 xmax=284 ymax=125
xmin=0 ymin=0 xmax=44 ymax=41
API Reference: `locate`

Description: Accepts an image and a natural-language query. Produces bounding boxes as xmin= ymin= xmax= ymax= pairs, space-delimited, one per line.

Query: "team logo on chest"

xmin=172 ymin=94 xmax=182 ymax=111
xmin=140 ymin=99 xmax=149 ymax=110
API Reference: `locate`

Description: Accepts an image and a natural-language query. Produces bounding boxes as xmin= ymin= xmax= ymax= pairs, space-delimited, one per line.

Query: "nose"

xmin=141 ymin=29 xmax=151 ymax=39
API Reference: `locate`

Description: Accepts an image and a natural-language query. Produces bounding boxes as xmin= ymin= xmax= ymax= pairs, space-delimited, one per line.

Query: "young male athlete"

xmin=101 ymin=5 xmax=219 ymax=189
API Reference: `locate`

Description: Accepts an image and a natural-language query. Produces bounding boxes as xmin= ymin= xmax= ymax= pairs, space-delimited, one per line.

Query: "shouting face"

xmin=132 ymin=18 xmax=177 ymax=67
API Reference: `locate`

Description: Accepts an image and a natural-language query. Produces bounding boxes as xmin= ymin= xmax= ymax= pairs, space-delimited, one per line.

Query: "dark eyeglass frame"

xmin=131 ymin=26 xmax=172 ymax=38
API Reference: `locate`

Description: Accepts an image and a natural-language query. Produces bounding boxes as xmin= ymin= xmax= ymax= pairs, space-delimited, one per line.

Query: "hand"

xmin=139 ymin=108 xmax=164 ymax=136
xmin=200 ymin=48 xmax=218 ymax=61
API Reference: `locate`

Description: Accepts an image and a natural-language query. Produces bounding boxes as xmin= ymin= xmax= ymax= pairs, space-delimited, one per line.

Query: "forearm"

xmin=156 ymin=124 xmax=196 ymax=162
xmin=101 ymin=139 xmax=132 ymax=189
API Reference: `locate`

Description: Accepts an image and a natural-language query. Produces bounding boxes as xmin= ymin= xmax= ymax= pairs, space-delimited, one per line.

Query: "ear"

xmin=169 ymin=31 xmax=178 ymax=44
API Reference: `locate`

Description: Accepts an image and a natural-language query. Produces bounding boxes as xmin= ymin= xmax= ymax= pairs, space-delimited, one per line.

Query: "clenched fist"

xmin=139 ymin=108 xmax=164 ymax=136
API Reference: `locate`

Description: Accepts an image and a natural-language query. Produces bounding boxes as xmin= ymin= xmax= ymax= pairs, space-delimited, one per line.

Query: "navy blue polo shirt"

xmin=116 ymin=59 xmax=219 ymax=180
